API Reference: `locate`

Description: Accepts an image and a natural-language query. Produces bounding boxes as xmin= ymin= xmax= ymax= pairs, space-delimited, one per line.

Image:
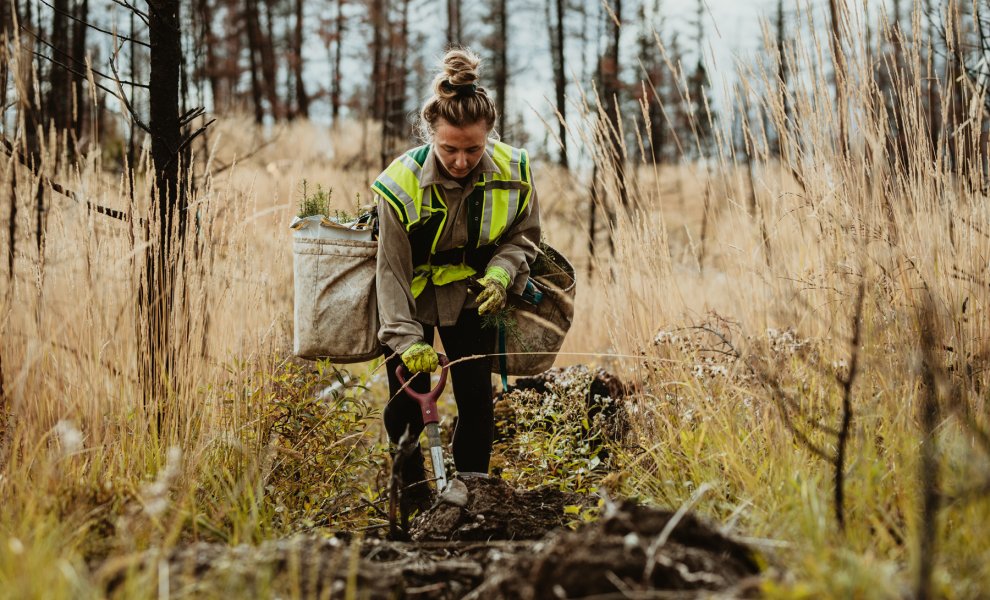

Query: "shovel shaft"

xmin=425 ymin=422 xmax=447 ymax=490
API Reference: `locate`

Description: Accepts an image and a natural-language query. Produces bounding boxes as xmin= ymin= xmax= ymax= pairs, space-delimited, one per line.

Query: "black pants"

xmin=384 ymin=310 xmax=496 ymax=476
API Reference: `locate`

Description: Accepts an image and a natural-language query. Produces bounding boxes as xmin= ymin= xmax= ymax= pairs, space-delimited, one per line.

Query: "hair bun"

xmin=434 ymin=48 xmax=481 ymax=99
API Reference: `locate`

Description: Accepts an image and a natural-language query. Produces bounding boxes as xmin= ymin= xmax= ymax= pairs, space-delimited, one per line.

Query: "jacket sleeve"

xmin=486 ymin=177 xmax=542 ymax=295
xmin=375 ymin=196 xmax=425 ymax=353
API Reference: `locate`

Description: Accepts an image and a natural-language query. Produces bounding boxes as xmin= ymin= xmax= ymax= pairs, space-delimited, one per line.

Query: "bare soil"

xmin=98 ymin=368 xmax=762 ymax=598
xmin=101 ymin=478 xmax=761 ymax=598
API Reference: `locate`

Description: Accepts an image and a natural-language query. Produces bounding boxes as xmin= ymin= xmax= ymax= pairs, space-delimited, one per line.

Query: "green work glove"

xmin=476 ymin=266 xmax=510 ymax=315
xmin=401 ymin=342 xmax=439 ymax=373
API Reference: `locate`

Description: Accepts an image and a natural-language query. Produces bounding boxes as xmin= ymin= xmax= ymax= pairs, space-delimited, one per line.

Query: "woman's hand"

xmin=401 ymin=342 xmax=439 ymax=373
xmin=476 ymin=266 xmax=510 ymax=315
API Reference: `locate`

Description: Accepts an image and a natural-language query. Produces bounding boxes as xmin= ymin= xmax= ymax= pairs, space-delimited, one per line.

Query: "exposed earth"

xmin=98 ymin=368 xmax=763 ymax=598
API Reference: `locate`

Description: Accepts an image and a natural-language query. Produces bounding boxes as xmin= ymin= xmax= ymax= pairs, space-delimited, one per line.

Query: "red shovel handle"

xmin=395 ymin=354 xmax=450 ymax=424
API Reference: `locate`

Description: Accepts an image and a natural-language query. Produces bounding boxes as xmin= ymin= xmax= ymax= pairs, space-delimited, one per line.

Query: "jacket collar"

xmin=419 ymin=143 xmax=499 ymax=189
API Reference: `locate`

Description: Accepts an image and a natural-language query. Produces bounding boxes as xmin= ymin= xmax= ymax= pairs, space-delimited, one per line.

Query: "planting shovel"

xmin=395 ymin=354 xmax=451 ymax=491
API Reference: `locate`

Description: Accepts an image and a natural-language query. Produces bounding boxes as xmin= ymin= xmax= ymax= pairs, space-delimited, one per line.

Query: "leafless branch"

xmin=36 ymin=0 xmax=151 ymax=48
xmin=21 ymin=25 xmax=148 ymax=88
xmin=107 ymin=0 xmax=150 ymax=25
xmin=108 ymin=44 xmax=151 ymax=135
xmin=179 ymin=106 xmax=206 ymax=127
xmin=30 ymin=50 xmax=123 ymax=99
xmin=175 ymin=119 xmax=216 ymax=157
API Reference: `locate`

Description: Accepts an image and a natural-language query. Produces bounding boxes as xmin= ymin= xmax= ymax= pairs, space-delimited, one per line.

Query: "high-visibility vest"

xmin=372 ymin=140 xmax=533 ymax=297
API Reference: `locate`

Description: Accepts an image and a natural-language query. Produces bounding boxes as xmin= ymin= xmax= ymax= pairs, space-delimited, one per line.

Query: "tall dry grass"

xmin=1 ymin=2 xmax=989 ymax=597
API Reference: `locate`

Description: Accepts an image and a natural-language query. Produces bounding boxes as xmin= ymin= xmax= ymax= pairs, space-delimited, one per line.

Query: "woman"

xmin=372 ymin=48 xmax=541 ymax=508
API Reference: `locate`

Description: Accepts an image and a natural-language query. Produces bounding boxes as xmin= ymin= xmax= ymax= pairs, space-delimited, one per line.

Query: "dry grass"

xmin=3 ymin=5 xmax=990 ymax=598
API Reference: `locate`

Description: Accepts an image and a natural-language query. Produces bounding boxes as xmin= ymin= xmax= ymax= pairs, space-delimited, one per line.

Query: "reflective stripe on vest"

xmin=372 ymin=141 xmax=532 ymax=293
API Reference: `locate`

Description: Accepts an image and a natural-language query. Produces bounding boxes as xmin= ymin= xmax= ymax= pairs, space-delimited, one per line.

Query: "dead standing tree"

xmin=488 ymin=0 xmax=508 ymax=138
xmin=546 ymin=0 xmax=568 ymax=168
xmin=588 ymin=0 xmax=626 ymax=273
xmin=447 ymin=0 xmax=461 ymax=46
xmin=113 ymin=1 xmax=213 ymax=422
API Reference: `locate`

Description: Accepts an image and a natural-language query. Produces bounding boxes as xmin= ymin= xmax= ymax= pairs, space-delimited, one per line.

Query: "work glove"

xmin=401 ymin=342 xmax=439 ymax=373
xmin=476 ymin=266 xmax=510 ymax=315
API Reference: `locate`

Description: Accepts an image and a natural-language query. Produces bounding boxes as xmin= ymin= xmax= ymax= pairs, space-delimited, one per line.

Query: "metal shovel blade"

xmin=425 ymin=422 xmax=447 ymax=491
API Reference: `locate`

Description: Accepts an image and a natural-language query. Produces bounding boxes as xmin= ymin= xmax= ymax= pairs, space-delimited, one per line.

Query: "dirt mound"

xmin=409 ymin=477 xmax=586 ymax=541
xmin=100 ymin=496 xmax=761 ymax=599
xmin=468 ymin=500 xmax=763 ymax=599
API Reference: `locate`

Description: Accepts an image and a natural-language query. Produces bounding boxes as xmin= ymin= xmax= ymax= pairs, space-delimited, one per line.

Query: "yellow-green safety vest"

xmin=372 ymin=140 xmax=533 ymax=297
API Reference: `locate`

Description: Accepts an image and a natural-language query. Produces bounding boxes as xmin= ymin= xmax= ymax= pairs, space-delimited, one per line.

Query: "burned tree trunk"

xmin=245 ymin=0 xmax=265 ymax=123
xmin=293 ymin=0 xmax=309 ymax=118
xmin=330 ymin=0 xmax=345 ymax=123
xmin=196 ymin=0 xmax=222 ymax=112
xmin=70 ymin=0 xmax=89 ymax=140
xmin=260 ymin=0 xmax=281 ymax=119
xmin=600 ymin=0 xmax=627 ymax=210
xmin=145 ymin=0 xmax=185 ymax=412
xmin=547 ymin=0 xmax=568 ymax=167
xmin=775 ymin=0 xmax=789 ymax=157
xmin=447 ymin=0 xmax=461 ymax=45
xmin=490 ymin=0 xmax=508 ymax=137
xmin=47 ymin=0 xmax=72 ymax=132
xmin=330 ymin=0 xmax=344 ymax=124
xmin=370 ymin=0 xmax=387 ymax=123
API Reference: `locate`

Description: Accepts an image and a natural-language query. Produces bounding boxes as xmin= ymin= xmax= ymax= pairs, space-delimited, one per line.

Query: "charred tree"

xmin=196 ymin=0 xmax=223 ymax=112
xmin=774 ymin=0 xmax=789 ymax=157
xmin=447 ymin=0 xmax=461 ymax=46
xmin=687 ymin=0 xmax=714 ymax=157
xmin=490 ymin=0 xmax=508 ymax=137
xmin=144 ymin=0 xmax=186 ymax=415
xmin=636 ymin=0 xmax=665 ymax=164
xmin=370 ymin=0 xmax=387 ymax=123
xmin=260 ymin=0 xmax=281 ymax=119
xmin=547 ymin=0 xmax=567 ymax=167
xmin=292 ymin=0 xmax=309 ymax=118
xmin=600 ymin=0 xmax=627 ymax=208
xmin=330 ymin=0 xmax=345 ymax=124
xmin=46 ymin=0 xmax=72 ymax=132
xmin=70 ymin=0 xmax=89 ymax=141
xmin=245 ymin=0 xmax=265 ymax=123
xmin=381 ymin=0 xmax=410 ymax=165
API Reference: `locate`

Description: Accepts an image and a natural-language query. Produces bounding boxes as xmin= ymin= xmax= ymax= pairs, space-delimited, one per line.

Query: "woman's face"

xmin=433 ymin=118 xmax=490 ymax=180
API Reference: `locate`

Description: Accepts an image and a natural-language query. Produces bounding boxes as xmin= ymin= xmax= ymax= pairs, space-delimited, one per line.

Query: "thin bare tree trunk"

xmin=293 ymin=0 xmax=308 ymax=118
xmin=197 ymin=0 xmax=222 ymax=112
xmin=70 ymin=0 xmax=88 ymax=142
xmin=548 ymin=0 xmax=568 ymax=167
xmin=331 ymin=0 xmax=344 ymax=124
xmin=775 ymin=0 xmax=789 ymax=157
xmin=47 ymin=0 xmax=71 ymax=132
xmin=447 ymin=0 xmax=461 ymax=45
xmin=260 ymin=0 xmax=280 ymax=119
xmin=370 ymin=0 xmax=387 ymax=123
xmin=491 ymin=0 xmax=508 ymax=136
xmin=146 ymin=0 xmax=184 ymax=418
xmin=601 ymin=0 xmax=627 ymax=211
xmin=245 ymin=0 xmax=265 ymax=123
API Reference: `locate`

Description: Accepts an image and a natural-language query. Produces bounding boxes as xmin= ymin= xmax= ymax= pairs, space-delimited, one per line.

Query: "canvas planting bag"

xmin=492 ymin=244 xmax=576 ymax=376
xmin=291 ymin=215 xmax=381 ymax=362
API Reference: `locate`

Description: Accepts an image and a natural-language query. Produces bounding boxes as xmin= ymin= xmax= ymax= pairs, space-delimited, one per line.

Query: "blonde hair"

xmin=418 ymin=48 xmax=499 ymax=141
